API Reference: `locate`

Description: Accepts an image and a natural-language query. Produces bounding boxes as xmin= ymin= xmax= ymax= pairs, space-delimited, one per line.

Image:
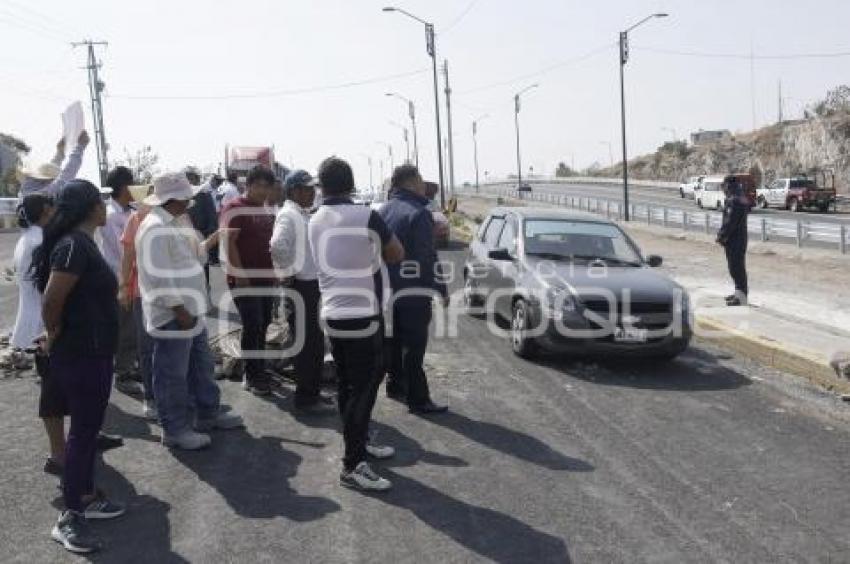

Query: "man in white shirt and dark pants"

xmin=270 ymin=170 xmax=329 ymax=412
xmin=309 ymin=157 xmax=404 ymax=492
xmin=101 ymin=166 xmax=144 ymax=396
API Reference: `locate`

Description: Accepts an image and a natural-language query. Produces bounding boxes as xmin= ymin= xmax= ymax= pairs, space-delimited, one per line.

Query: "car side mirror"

xmin=488 ymin=248 xmax=514 ymax=261
xmin=646 ymin=255 xmax=663 ymax=267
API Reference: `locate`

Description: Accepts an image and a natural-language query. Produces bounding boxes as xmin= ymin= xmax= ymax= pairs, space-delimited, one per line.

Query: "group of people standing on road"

xmin=11 ymin=132 xmax=449 ymax=554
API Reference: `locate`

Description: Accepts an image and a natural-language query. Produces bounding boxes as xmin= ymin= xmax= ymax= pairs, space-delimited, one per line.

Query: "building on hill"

xmin=690 ymin=129 xmax=731 ymax=146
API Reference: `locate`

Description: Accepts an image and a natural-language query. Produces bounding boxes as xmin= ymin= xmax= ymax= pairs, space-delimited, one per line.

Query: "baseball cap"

xmin=284 ymin=169 xmax=318 ymax=190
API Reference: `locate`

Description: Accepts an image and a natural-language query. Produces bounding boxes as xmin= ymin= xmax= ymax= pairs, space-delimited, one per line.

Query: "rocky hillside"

xmin=599 ymin=114 xmax=850 ymax=194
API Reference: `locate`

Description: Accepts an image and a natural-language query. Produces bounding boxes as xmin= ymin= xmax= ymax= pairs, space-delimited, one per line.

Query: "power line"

xmin=0 ymin=0 xmax=84 ymax=39
xmin=457 ymin=42 xmax=616 ymax=95
xmin=107 ymin=68 xmax=430 ymax=101
xmin=636 ymin=45 xmax=850 ymax=60
xmin=440 ymin=0 xmax=480 ymax=36
xmin=0 ymin=12 xmax=70 ymax=44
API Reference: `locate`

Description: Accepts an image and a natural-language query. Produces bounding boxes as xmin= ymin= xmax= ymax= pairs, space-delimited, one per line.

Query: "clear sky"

xmin=3 ymin=0 xmax=850 ymax=188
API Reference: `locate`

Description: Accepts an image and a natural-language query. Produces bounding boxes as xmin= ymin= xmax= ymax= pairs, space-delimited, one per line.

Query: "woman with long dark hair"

xmin=31 ymin=179 xmax=125 ymax=554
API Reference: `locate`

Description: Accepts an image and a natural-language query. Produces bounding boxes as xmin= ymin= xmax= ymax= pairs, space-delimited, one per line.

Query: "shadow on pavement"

xmin=172 ymin=430 xmax=340 ymax=522
xmin=88 ymin=463 xmax=186 ymax=563
xmin=421 ymin=411 xmax=593 ymax=472
xmin=536 ymin=346 xmax=752 ymax=392
xmin=370 ymin=421 xmax=469 ymax=469
xmin=375 ymin=468 xmax=572 ymax=564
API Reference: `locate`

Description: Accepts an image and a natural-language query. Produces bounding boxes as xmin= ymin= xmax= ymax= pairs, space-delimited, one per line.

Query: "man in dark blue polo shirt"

xmin=379 ymin=164 xmax=448 ymax=414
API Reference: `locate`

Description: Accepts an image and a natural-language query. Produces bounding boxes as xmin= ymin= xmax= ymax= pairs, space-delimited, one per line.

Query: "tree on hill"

xmin=0 ymin=132 xmax=31 ymax=197
xmin=813 ymin=85 xmax=850 ymax=117
xmin=555 ymin=162 xmax=575 ymax=177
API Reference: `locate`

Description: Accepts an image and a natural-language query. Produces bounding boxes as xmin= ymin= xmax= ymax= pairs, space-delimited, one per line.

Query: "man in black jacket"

xmin=379 ymin=165 xmax=448 ymax=414
xmin=184 ymin=166 xmax=218 ymax=286
xmin=716 ymin=178 xmax=750 ymax=306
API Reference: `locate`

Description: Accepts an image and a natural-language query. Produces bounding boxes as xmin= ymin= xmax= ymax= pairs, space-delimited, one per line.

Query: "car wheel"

xmin=463 ymin=275 xmax=484 ymax=313
xmin=789 ymin=197 xmax=800 ymax=212
xmin=818 ymin=203 xmax=830 ymax=213
xmin=511 ymin=299 xmax=537 ymax=359
xmin=715 ymin=200 xmax=722 ymax=210
xmin=758 ymin=196 xmax=768 ymax=209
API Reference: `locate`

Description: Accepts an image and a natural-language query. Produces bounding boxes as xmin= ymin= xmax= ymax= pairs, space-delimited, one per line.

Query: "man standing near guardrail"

xmin=717 ymin=178 xmax=750 ymax=306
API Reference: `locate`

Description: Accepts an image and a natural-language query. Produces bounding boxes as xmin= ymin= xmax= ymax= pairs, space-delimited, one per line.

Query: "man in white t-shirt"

xmin=308 ymin=157 xmax=404 ymax=492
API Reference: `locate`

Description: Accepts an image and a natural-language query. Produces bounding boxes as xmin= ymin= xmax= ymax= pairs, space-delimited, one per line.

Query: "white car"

xmin=679 ymin=176 xmax=703 ymax=199
xmin=694 ymin=175 xmax=726 ymax=210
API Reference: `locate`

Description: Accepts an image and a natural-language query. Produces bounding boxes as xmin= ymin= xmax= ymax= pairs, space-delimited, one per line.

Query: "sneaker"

xmin=195 ymin=412 xmax=244 ymax=432
xmin=161 ymin=430 xmax=211 ymax=450
xmin=95 ymin=433 xmax=124 ymax=452
xmin=366 ymin=443 xmax=395 ymax=460
xmin=83 ymin=493 xmax=125 ymax=520
xmin=115 ymin=379 xmax=145 ymax=396
xmin=43 ymin=457 xmax=63 ymax=477
xmin=244 ymin=380 xmax=272 ymax=396
xmin=340 ymin=462 xmax=392 ymax=492
xmin=51 ymin=511 xmax=101 ymax=554
xmin=726 ymin=292 xmax=748 ymax=307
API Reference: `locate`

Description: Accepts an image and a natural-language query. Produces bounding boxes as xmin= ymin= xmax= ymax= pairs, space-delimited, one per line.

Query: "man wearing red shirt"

xmin=220 ymin=165 xmax=277 ymax=395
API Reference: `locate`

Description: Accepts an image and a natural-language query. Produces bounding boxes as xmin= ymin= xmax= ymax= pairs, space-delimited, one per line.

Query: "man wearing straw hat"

xmin=136 ymin=172 xmax=243 ymax=450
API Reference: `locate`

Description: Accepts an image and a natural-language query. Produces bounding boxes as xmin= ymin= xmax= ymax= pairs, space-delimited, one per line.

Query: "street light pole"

xmin=600 ymin=141 xmax=614 ymax=168
xmin=386 ymin=92 xmax=419 ymax=167
xmin=389 ymin=121 xmax=410 ymax=163
xmin=619 ymin=12 xmax=669 ymax=221
xmin=383 ymin=7 xmax=446 ymax=208
xmin=513 ymin=83 xmax=539 ymax=191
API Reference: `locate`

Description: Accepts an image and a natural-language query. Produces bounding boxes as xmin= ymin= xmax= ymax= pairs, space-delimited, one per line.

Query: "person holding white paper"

xmin=19 ymin=130 xmax=90 ymax=199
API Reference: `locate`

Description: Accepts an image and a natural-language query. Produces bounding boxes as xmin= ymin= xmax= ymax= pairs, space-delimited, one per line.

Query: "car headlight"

xmin=545 ymin=286 xmax=577 ymax=319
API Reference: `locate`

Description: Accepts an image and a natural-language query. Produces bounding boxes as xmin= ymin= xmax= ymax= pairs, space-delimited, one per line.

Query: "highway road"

xmin=479 ymin=181 xmax=850 ymax=226
xmin=1 ymin=232 xmax=849 ymax=562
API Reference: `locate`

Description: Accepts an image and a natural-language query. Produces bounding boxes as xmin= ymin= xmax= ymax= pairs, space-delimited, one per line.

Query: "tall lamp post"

xmin=619 ymin=12 xmax=669 ymax=220
xmin=386 ymin=92 xmax=419 ymax=166
xmin=514 ymin=83 xmax=539 ymax=191
xmin=389 ymin=120 xmax=411 ymax=164
xmin=359 ymin=153 xmax=374 ymax=192
xmin=383 ymin=6 xmax=446 ymax=208
xmin=472 ymin=114 xmax=489 ymax=193
xmin=376 ymin=141 xmax=394 ymax=181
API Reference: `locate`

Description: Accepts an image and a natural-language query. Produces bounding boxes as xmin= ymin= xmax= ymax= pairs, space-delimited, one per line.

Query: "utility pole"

xmin=778 ymin=79 xmax=783 ymax=123
xmin=473 ymin=114 xmax=489 ymax=194
xmin=72 ymin=40 xmax=109 ymax=185
xmin=408 ymin=100 xmax=419 ymax=167
xmin=442 ymin=59 xmax=456 ymax=199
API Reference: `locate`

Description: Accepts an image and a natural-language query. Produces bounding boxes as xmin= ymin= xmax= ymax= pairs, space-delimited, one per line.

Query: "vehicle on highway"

xmin=679 ymin=175 xmax=704 ymax=199
xmin=695 ymin=173 xmax=756 ymax=210
xmin=694 ymin=175 xmax=726 ymax=210
xmin=757 ymin=176 xmax=836 ymax=212
xmin=517 ymin=184 xmax=532 ymax=193
xmin=463 ymin=207 xmax=692 ymax=361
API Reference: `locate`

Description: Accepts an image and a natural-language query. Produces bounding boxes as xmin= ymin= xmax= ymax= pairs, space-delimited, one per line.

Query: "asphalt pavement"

xmin=1 ymin=234 xmax=849 ymax=562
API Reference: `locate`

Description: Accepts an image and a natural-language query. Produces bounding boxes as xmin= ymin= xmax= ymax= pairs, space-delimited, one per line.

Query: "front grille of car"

xmin=580 ymin=299 xmax=674 ymax=338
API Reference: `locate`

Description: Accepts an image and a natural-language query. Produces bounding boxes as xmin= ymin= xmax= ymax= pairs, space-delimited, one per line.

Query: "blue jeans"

xmin=133 ymin=298 xmax=155 ymax=402
xmin=151 ymin=320 xmax=220 ymax=436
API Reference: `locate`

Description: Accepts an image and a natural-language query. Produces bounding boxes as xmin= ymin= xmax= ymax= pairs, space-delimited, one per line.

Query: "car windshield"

xmin=523 ymin=219 xmax=642 ymax=266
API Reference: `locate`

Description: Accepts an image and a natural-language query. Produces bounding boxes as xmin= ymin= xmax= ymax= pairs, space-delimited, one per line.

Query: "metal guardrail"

xmin=464 ymin=187 xmax=849 ymax=255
